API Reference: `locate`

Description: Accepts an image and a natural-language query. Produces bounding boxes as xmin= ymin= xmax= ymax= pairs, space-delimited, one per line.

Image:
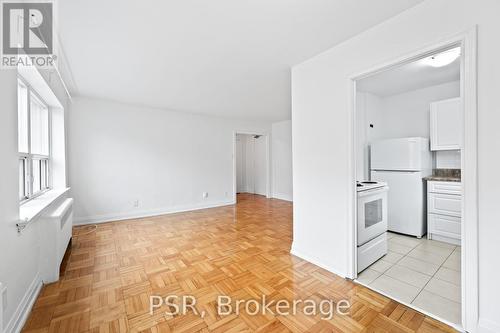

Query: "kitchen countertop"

xmin=423 ymin=168 xmax=461 ymax=182
xmin=423 ymin=176 xmax=461 ymax=182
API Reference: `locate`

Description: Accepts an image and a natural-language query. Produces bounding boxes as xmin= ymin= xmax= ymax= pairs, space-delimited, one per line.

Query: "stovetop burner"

xmin=356 ymin=180 xmax=388 ymax=192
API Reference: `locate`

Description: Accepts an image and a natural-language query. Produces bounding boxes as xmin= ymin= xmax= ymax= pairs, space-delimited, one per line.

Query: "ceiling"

xmin=58 ymin=0 xmax=424 ymax=121
xmin=356 ymin=52 xmax=460 ymax=97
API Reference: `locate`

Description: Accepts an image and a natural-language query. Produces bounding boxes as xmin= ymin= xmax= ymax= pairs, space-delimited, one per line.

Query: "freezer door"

xmin=371 ymin=170 xmax=427 ymax=237
xmin=370 ymin=137 xmax=430 ymax=171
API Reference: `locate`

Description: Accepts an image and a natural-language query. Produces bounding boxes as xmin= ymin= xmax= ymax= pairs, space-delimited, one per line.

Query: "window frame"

xmin=19 ymin=156 xmax=28 ymax=201
xmin=18 ymin=77 xmax=52 ymax=204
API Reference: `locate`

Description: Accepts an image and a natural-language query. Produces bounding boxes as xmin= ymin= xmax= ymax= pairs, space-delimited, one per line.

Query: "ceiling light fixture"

xmin=421 ymin=47 xmax=461 ymax=67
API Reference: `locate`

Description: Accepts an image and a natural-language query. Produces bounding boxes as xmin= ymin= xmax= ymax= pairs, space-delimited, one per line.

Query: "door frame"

xmin=347 ymin=27 xmax=478 ymax=332
xmin=232 ymin=131 xmax=271 ymax=202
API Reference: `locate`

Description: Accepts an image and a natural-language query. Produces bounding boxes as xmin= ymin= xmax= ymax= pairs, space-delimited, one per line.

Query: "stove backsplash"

xmin=435 ymin=150 xmax=461 ymax=169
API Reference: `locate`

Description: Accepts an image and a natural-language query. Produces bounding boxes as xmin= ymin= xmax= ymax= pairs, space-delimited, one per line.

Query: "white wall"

xmin=271 ymin=120 xmax=293 ymax=201
xmin=357 ymin=80 xmax=461 ymax=178
xmin=0 ymin=70 xmax=25 ymax=333
xmin=369 ymin=80 xmax=460 ymax=140
xmin=68 ymin=97 xmax=271 ymax=224
xmin=0 ymin=69 xmax=69 ymax=332
xmin=356 ymin=92 xmax=382 ymax=180
xmin=292 ymin=0 xmax=500 ymax=331
xmin=436 ymin=150 xmax=461 ymax=169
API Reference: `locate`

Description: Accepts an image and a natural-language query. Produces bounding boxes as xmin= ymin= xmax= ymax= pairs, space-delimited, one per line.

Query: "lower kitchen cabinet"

xmin=427 ymin=181 xmax=462 ymax=245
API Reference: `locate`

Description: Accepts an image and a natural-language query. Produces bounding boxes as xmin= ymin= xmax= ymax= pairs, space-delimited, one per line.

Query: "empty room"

xmin=0 ymin=1 xmax=498 ymax=333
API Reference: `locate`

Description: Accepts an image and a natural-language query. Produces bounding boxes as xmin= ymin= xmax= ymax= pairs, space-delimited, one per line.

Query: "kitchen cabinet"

xmin=430 ymin=98 xmax=461 ymax=151
xmin=427 ymin=181 xmax=461 ymax=245
xmin=428 ymin=192 xmax=462 ymax=217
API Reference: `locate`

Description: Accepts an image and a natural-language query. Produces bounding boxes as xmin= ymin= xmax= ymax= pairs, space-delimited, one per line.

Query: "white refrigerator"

xmin=370 ymin=137 xmax=432 ymax=238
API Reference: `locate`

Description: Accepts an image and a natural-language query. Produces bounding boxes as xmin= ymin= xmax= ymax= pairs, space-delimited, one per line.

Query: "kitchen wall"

xmin=436 ymin=150 xmax=461 ymax=169
xmin=292 ymin=0 xmax=500 ymax=331
xmin=357 ymin=80 xmax=461 ymax=179
xmin=272 ymin=120 xmax=293 ymax=201
xmin=68 ymin=97 xmax=272 ymax=224
xmin=356 ymin=92 xmax=382 ymax=180
xmin=367 ymin=81 xmax=460 ymax=140
xmin=0 ymin=69 xmax=69 ymax=332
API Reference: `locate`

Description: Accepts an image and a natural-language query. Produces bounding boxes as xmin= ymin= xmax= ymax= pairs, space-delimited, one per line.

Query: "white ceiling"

xmin=356 ymin=54 xmax=460 ymax=97
xmin=58 ymin=0 xmax=423 ymax=121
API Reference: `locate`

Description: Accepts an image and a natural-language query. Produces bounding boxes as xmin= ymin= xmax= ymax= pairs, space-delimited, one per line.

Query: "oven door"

xmin=357 ymin=187 xmax=388 ymax=246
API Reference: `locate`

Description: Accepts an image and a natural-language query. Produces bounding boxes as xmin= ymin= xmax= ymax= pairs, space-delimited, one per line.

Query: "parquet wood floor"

xmin=22 ymin=194 xmax=456 ymax=333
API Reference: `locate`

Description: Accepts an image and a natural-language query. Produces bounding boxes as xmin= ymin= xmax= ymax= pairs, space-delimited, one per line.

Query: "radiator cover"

xmin=39 ymin=198 xmax=74 ymax=283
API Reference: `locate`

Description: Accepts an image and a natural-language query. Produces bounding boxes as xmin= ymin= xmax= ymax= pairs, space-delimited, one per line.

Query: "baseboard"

xmin=478 ymin=318 xmax=500 ymax=333
xmin=290 ymin=243 xmax=346 ymax=278
xmin=5 ymin=274 xmax=42 ymax=333
xmin=272 ymin=192 xmax=293 ymax=202
xmin=239 ymin=191 xmax=267 ymax=197
xmin=74 ymin=200 xmax=235 ymax=225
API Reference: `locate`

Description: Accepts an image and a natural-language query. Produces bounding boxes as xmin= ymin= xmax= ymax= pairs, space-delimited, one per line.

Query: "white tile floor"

xmin=357 ymin=232 xmax=461 ymax=325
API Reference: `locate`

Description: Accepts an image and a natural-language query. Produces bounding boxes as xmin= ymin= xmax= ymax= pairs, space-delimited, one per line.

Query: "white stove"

xmin=357 ymin=181 xmax=388 ymax=192
xmin=356 ymin=180 xmax=389 ymax=273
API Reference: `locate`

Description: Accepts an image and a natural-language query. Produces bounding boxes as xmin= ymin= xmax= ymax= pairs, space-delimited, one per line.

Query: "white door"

xmin=253 ymin=136 xmax=267 ymax=196
xmin=244 ymin=136 xmax=255 ymax=193
xmin=430 ymin=98 xmax=461 ymax=151
xmin=235 ymin=136 xmax=245 ymax=193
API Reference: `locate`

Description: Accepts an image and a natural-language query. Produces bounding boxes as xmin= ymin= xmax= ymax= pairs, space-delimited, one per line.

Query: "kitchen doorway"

xmin=348 ymin=29 xmax=477 ymax=332
xmin=233 ymin=132 xmax=270 ymax=202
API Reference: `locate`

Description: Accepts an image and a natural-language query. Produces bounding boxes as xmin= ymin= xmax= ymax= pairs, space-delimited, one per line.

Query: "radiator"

xmin=39 ymin=198 xmax=74 ymax=283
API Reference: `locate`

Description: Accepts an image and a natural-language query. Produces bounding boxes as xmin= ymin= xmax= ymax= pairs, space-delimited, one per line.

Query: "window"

xmin=18 ymin=79 xmax=51 ymax=202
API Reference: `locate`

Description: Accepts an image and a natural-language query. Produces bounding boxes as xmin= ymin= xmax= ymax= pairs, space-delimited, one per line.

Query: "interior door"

xmin=235 ymin=136 xmax=245 ymax=193
xmin=253 ymin=136 xmax=267 ymax=196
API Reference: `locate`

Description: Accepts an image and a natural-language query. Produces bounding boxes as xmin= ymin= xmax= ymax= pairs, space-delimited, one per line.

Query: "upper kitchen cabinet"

xmin=430 ymin=97 xmax=462 ymax=151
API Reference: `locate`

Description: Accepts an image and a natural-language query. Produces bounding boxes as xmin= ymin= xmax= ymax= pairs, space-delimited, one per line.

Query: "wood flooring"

xmin=22 ymin=194 xmax=456 ymax=332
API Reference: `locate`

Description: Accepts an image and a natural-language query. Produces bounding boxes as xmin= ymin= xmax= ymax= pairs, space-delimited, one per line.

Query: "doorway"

xmin=234 ymin=132 xmax=270 ymax=202
xmin=349 ymin=30 xmax=477 ymax=332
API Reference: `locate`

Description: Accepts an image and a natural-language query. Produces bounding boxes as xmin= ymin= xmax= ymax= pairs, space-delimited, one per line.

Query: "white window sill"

xmin=19 ymin=188 xmax=71 ymax=223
